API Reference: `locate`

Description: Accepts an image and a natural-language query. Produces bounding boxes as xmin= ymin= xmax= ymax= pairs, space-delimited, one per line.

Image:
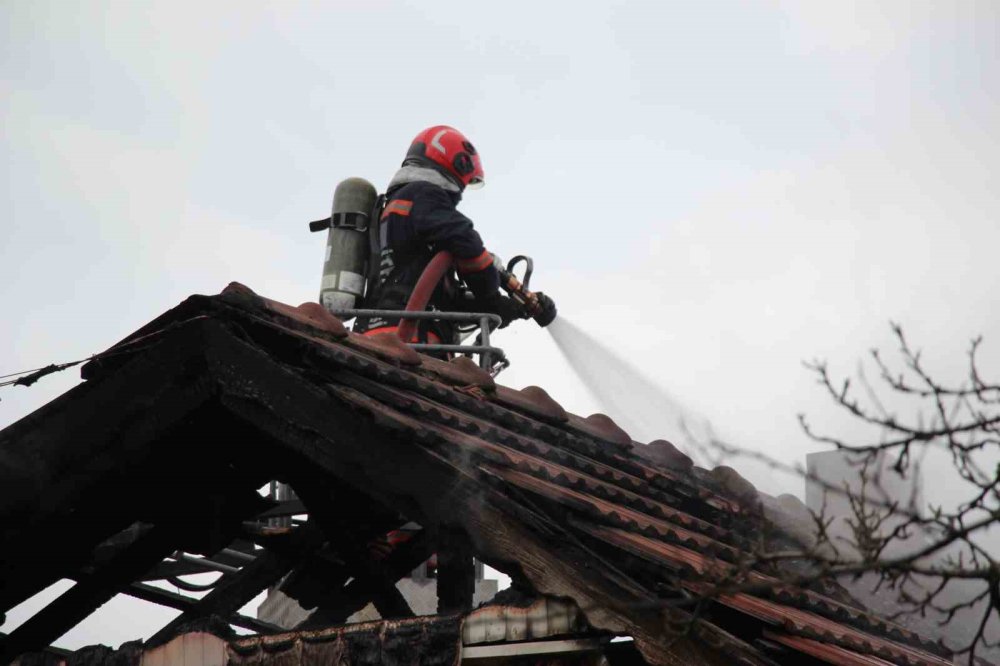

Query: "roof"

xmin=0 ymin=283 xmax=959 ymax=665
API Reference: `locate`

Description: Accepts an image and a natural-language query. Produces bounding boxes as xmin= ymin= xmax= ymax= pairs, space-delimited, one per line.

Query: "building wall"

xmin=805 ymin=449 xmax=924 ymax=558
xmin=804 ymin=449 xmax=1000 ymax=659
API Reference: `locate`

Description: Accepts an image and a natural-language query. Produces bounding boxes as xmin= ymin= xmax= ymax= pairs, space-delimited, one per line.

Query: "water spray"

xmin=494 ymin=255 xmax=557 ymax=327
xmin=546 ymin=317 xmax=715 ymax=450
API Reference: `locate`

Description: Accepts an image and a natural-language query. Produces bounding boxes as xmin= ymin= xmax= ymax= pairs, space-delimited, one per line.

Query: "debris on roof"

xmin=0 ymin=283 xmax=960 ymax=665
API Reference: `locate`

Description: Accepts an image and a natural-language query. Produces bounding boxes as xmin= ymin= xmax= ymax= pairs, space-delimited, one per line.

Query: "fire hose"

xmin=396 ymin=251 xmax=557 ymax=342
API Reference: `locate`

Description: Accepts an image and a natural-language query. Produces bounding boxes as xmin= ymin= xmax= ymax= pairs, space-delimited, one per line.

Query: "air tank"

xmin=319 ymin=177 xmax=378 ymax=313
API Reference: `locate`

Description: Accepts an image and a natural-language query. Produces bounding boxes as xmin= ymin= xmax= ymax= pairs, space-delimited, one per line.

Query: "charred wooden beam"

xmin=298 ymin=528 xmax=434 ymax=628
xmin=437 ymin=526 xmax=475 ymax=614
xmin=273 ymin=546 xmax=352 ymax=615
xmin=1 ymin=339 xmax=272 ymax=620
xmin=126 ymin=583 xmax=281 ymax=634
xmin=0 ymin=318 xmax=220 ymax=614
xmin=145 ymin=523 xmax=326 ymax=647
xmin=0 ymin=524 xmax=179 ymax=664
xmin=356 ymin=571 xmax=413 ymax=620
xmin=144 ymin=548 xmax=288 ymax=648
xmin=0 ymin=632 xmax=73 ymax=660
xmin=342 ymin=528 xmax=433 ymax=611
xmin=141 ymin=547 xmax=256 ymax=581
xmin=290 ymin=475 xmax=406 ymax=545
xmin=254 ymin=499 xmax=307 ymax=520
xmin=289 ymin=481 xmax=415 ymax=621
xmin=0 ymin=519 xmax=143 ymax=615
xmin=314 ymin=535 xmax=414 ymax=621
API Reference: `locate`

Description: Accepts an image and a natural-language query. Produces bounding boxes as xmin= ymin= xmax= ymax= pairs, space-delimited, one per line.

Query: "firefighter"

xmin=354 ymin=126 xmax=529 ymax=344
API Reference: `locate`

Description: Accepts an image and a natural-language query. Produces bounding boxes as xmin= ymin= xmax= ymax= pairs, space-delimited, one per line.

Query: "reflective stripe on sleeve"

xmin=455 ymin=249 xmax=493 ymax=274
xmin=380 ymin=199 xmax=413 ymax=220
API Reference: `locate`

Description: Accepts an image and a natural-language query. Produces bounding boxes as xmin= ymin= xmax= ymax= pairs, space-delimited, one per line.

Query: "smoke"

xmin=547 ymin=317 xmax=714 ymax=451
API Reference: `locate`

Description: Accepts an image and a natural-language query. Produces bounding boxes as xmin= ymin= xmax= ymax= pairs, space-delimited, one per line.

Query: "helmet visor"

xmin=466 ymin=176 xmax=485 ymax=190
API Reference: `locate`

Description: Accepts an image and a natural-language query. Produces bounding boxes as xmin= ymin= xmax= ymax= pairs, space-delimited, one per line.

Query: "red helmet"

xmin=405 ymin=125 xmax=485 ymax=190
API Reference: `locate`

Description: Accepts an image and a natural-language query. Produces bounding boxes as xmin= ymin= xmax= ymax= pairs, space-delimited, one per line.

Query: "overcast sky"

xmin=3 ymin=0 xmax=998 ymax=650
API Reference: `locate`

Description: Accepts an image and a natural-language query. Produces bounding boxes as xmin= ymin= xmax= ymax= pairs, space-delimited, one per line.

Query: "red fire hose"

xmin=396 ymin=250 xmax=453 ymax=342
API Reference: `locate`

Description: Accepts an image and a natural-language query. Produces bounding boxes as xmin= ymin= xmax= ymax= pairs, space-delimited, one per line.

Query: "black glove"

xmin=532 ymin=291 xmax=557 ymax=327
xmin=487 ymin=294 xmax=527 ymax=329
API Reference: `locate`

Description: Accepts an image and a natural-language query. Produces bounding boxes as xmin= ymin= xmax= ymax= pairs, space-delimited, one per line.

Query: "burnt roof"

xmin=0 ymin=284 xmax=957 ymax=665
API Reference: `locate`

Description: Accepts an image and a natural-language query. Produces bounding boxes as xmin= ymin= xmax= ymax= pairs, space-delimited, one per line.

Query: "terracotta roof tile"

xmin=634 ymin=439 xmax=694 ymax=471
xmin=571 ymin=413 xmax=632 ymax=446
xmin=493 ymin=385 xmax=568 ymax=424
xmin=762 ymin=631 xmax=899 ymax=666
xmin=709 ymin=465 xmax=760 ymax=504
xmin=419 ymin=355 xmax=496 ymax=390
xmin=345 ymin=331 xmax=423 ymax=366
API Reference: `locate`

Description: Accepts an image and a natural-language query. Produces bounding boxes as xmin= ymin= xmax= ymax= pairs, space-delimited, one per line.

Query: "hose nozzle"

xmin=494 ymin=255 xmax=557 ymax=327
xmin=530 ymin=291 xmax=557 ymax=327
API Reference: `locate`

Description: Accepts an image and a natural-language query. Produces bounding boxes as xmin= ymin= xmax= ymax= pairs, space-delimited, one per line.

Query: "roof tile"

xmin=568 ymin=413 xmax=631 ymax=447
xmin=634 ymin=439 xmax=694 ymax=471
xmin=493 ymin=385 xmax=568 ymax=424
xmin=709 ymin=465 xmax=760 ymax=504
xmin=419 ymin=355 xmax=496 ymax=390
xmin=345 ymin=331 xmax=422 ymax=366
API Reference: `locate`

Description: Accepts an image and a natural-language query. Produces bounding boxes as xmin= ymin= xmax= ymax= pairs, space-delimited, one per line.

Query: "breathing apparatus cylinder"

xmin=319 ymin=178 xmax=378 ymax=313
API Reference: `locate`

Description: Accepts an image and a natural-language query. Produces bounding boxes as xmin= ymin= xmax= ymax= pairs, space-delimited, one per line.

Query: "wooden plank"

xmin=288 ymin=481 xmax=414 ymax=622
xmin=0 ymin=319 xmax=221 ymax=614
xmin=125 ymin=583 xmax=281 ymax=634
xmin=437 ymin=527 xmax=475 ymax=614
xmin=0 ymin=525 xmax=179 ymax=663
xmin=145 ymin=524 xmax=326 ymax=647
xmin=144 ymin=549 xmax=291 ymax=648
xmin=314 ymin=529 xmax=415 ymax=622
xmin=253 ymin=499 xmax=307 ymax=520
xmin=298 ymin=529 xmax=433 ymax=628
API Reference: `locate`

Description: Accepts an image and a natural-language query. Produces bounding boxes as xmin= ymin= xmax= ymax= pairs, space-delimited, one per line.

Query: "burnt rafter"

xmin=335 ymin=550 xmax=415 ymax=621
xmin=284 ymin=543 xmax=414 ymax=627
xmin=145 ymin=523 xmax=327 ymax=648
xmin=0 ymin=524 xmax=180 ymax=664
xmin=289 ymin=472 xmax=408 ymax=544
xmin=340 ymin=528 xmax=433 ymax=611
xmin=253 ymin=499 xmax=308 ymax=520
xmin=296 ymin=511 xmax=416 ymax=621
xmin=436 ymin=526 xmax=476 ymax=615
xmin=297 ymin=528 xmax=435 ymax=629
xmin=141 ymin=544 xmax=258 ymax=582
xmin=275 ymin=474 xmax=422 ymax=621
xmin=125 ymin=583 xmax=281 ymax=635
xmin=2 ymin=483 xmax=270 ymax=662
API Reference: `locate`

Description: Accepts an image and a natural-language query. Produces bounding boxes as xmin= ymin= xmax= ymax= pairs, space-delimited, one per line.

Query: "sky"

xmin=2 ymin=0 xmax=999 ymax=650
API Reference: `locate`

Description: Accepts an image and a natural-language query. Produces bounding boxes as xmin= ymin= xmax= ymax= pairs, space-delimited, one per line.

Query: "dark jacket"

xmin=354 ymin=179 xmax=501 ymax=340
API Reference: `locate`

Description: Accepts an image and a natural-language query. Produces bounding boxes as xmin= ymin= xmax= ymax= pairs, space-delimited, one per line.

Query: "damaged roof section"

xmin=0 ymin=283 xmax=959 ymax=665
xmin=229 ymin=615 xmax=462 ymax=666
xmin=14 ymin=600 xmax=613 ymax=666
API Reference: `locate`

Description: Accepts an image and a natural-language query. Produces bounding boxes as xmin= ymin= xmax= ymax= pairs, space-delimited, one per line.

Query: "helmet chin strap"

xmin=402 ymin=156 xmax=464 ymax=186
